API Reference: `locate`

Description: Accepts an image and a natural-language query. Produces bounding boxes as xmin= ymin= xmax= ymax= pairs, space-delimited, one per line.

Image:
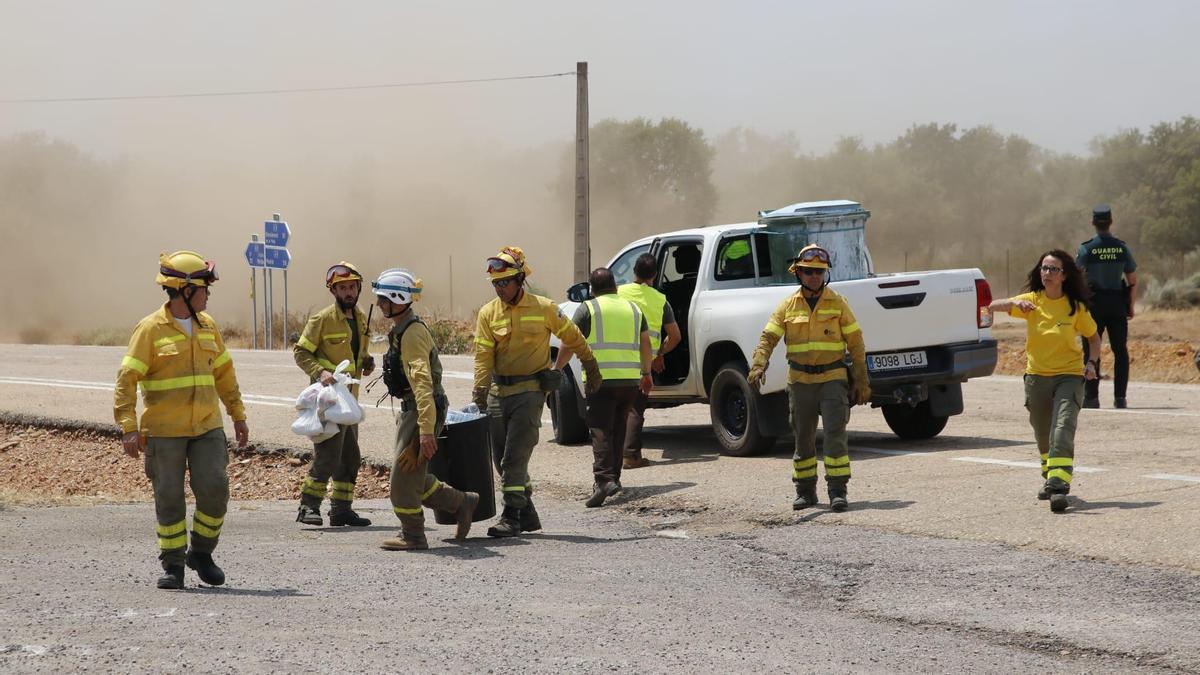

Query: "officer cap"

xmin=1092 ymin=204 xmax=1113 ymax=225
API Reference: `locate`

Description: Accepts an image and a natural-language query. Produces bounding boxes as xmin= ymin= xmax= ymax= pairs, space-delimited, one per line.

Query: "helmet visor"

xmin=326 ymin=265 xmax=360 ymax=286
xmin=486 ymin=257 xmax=516 ymax=274
xmin=796 ymin=247 xmax=830 ymax=265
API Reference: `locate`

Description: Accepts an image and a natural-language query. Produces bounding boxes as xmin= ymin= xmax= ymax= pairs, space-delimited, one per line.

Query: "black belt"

xmin=788 ymin=360 xmax=847 ymax=374
xmin=400 ymin=393 xmax=448 ymax=413
xmin=493 ymin=371 xmax=542 ymax=386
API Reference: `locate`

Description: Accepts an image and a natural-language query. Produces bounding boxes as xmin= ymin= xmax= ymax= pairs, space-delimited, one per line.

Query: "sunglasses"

xmin=1040 ymin=265 xmax=1063 ymax=274
xmin=492 ymin=277 xmax=517 ymax=288
xmin=160 ymin=261 xmax=218 ymax=283
xmin=799 ymin=268 xmax=825 ymax=276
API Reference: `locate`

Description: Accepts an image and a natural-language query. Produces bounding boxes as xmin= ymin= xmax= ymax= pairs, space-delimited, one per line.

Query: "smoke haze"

xmin=2 ymin=1 xmax=1198 ymax=340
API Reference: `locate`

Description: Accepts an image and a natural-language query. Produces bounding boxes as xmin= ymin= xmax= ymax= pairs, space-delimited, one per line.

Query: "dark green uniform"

xmin=1076 ymin=233 xmax=1136 ymax=403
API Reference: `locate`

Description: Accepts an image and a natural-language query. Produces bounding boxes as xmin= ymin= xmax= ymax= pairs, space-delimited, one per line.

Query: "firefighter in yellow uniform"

xmin=473 ymin=246 xmax=602 ymax=537
xmin=371 ymin=268 xmax=479 ymax=551
xmin=749 ymin=244 xmax=870 ymax=512
xmin=293 ymin=262 xmax=375 ymax=527
xmin=115 ymin=251 xmax=249 ymax=590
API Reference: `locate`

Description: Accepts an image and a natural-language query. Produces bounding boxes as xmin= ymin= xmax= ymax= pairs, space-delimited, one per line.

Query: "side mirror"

xmin=566 ymin=281 xmax=592 ymax=303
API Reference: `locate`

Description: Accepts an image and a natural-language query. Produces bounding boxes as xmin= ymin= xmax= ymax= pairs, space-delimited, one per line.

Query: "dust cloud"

xmin=0 ymin=119 xmax=587 ymax=344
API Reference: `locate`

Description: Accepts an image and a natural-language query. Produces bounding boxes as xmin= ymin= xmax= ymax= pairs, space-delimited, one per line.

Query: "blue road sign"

xmin=264 ymin=220 xmax=291 ymax=247
xmin=245 ymin=241 xmax=265 ymax=268
xmin=264 ymin=245 xmax=291 ymax=269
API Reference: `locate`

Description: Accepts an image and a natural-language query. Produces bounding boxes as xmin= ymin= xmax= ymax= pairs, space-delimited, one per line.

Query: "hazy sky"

xmin=2 ymin=0 xmax=1198 ymax=158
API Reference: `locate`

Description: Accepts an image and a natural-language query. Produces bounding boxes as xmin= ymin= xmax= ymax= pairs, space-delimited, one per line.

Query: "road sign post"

xmin=246 ymin=215 xmax=293 ymax=350
xmin=245 ymin=235 xmax=264 ymax=349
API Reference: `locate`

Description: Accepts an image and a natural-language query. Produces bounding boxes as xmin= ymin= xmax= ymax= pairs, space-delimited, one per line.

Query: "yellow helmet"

xmin=156 ymin=251 xmax=218 ymax=289
xmin=787 ymin=244 xmax=831 ymax=273
xmin=325 ymin=261 xmax=363 ymax=288
xmin=486 ymin=246 xmax=533 ymax=281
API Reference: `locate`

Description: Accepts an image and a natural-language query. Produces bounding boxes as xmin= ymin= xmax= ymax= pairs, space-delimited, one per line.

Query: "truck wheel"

xmin=881 ymin=400 xmax=949 ymax=440
xmin=709 ymin=361 xmax=777 ymax=456
xmin=548 ymin=369 xmax=588 ymax=445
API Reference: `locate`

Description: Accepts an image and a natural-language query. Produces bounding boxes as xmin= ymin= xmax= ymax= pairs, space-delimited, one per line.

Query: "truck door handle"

xmin=876 ymin=292 xmax=926 ymax=309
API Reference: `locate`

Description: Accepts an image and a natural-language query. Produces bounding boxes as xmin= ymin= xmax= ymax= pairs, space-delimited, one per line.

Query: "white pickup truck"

xmin=549 ymin=200 xmax=998 ymax=455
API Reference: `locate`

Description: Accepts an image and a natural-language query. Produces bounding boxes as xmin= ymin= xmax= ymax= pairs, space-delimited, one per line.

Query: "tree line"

xmin=581 ymin=116 xmax=1200 ymax=301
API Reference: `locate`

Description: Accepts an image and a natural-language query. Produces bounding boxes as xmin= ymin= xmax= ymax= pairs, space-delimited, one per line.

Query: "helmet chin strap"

xmin=505 ymin=275 xmax=526 ymax=306
xmin=181 ymin=285 xmax=201 ymax=322
xmin=381 ymin=299 xmax=409 ymax=319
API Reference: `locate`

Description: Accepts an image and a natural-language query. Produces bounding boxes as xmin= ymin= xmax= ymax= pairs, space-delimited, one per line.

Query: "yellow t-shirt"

xmin=1008 ymin=291 xmax=1098 ymax=376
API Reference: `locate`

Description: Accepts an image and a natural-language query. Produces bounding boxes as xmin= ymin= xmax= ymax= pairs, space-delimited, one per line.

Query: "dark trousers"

xmin=587 ymin=386 xmax=640 ymax=486
xmin=1083 ymin=295 xmax=1129 ymax=400
xmin=623 ymin=391 xmax=649 ymax=459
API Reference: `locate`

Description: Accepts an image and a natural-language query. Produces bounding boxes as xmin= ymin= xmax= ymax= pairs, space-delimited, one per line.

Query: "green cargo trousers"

xmin=391 ymin=397 xmax=466 ymax=543
xmin=488 ymin=390 xmax=545 ymax=510
xmin=789 ymin=379 xmax=851 ymax=489
xmin=300 ymin=424 xmax=361 ymax=514
xmin=143 ymin=427 xmax=229 ymax=570
xmin=1024 ymin=374 xmax=1083 ymax=493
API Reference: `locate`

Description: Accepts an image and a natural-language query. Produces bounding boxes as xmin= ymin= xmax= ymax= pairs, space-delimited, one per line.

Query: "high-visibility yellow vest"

xmin=583 ymin=294 xmax=643 ymax=382
xmin=617 ymin=282 xmax=667 ymax=353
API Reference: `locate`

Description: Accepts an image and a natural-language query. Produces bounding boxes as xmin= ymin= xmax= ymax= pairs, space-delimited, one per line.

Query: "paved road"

xmin=1 ymin=343 xmax=1197 ymax=573
xmin=1 ymin=499 xmax=1197 ymax=673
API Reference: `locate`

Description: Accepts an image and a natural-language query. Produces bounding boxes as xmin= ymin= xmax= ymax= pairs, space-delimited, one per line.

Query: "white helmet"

xmin=371 ymin=268 xmax=422 ymax=305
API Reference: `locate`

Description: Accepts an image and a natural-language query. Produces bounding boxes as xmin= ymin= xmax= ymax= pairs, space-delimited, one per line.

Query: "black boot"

xmin=487 ymin=506 xmax=523 ymax=538
xmin=296 ymin=505 xmax=322 ymax=526
xmin=186 ymin=551 xmax=226 ymax=586
xmin=828 ymin=485 xmax=849 ymax=513
xmin=329 ymin=510 xmax=371 ymax=527
xmin=521 ymin=497 xmax=543 ymax=532
xmin=1049 ymin=493 xmax=1070 ymax=513
xmin=1037 ymin=485 xmax=1050 ymax=500
xmin=792 ymin=483 xmax=819 ymax=510
xmin=156 ymin=565 xmax=184 ymax=590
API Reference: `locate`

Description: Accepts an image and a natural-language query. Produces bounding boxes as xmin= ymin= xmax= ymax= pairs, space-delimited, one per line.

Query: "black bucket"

xmin=428 ymin=414 xmax=496 ymax=524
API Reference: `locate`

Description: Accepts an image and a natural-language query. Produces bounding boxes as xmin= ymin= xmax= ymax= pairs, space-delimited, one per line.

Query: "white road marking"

xmin=1080 ymin=408 xmax=1200 ymax=418
xmin=952 ymin=457 xmax=1105 ymax=473
xmin=1141 ymin=473 xmax=1200 ymax=484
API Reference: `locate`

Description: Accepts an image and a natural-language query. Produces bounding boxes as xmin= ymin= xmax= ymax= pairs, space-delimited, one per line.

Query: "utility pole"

xmin=574 ymin=61 xmax=590 ymax=283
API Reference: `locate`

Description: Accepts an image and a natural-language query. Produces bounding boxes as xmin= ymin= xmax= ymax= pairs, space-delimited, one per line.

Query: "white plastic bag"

xmin=324 ymin=360 xmax=364 ymax=425
xmin=295 ymin=382 xmax=323 ymax=410
xmin=446 ymin=403 xmax=485 ymax=425
xmin=290 ymin=406 xmax=325 ymax=436
xmin=312 ymin=419 xmax=340 ymax=443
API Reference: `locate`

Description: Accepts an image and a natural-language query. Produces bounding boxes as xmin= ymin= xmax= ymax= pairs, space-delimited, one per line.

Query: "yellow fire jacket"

xmin=473 ymin=291 xmax=593 ymax=397
xmin=752 ymin=286 xmax=868 ymax=386
xmin=114 ymin=304 xmax=246 ymax=437
xmin=294 ymin=303 xmax=371 ymax=397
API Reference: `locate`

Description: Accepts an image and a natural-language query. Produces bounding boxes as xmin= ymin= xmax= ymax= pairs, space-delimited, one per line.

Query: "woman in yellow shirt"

xmin=989 ymin=249 xmax=1100 ymax=513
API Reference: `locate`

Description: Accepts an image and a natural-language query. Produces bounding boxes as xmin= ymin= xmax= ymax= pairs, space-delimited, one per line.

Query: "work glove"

xmin=397 ymin=439 xmax=421 ymax=473
xmin=747 ymin=363 xmax=766 ymax=390
xmin=472 ymin=385 xmax=490 ymax=411
xmin=850 ymin=365 xmax=871 ymax=406
xmin=581 ymin=357 xmax=603 ymax=395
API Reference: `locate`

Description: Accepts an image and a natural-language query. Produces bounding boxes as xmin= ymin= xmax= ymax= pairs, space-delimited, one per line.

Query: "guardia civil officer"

xmin=1076 ymin=205 xmax=1137 ymax=408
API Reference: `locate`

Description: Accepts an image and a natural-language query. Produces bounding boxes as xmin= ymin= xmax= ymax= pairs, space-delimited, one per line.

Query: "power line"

xmin=0 ymin=71 xmax=576 ymax=104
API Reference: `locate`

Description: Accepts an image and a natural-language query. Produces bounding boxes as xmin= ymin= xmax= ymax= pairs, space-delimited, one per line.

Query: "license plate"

xmin=867 ymin=350 xmax=927 ymax=372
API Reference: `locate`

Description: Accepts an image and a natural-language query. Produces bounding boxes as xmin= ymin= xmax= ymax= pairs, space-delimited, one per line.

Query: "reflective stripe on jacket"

xmin=583 ymin=294 xmax=643 ymax=383
xmin=617 ymin=282 xmax=667 ymax=353
xmin=473 ymin=291 xmax=593 ymax=397
xmin=294 ymin=303 xmax=370 ymax=396
xmin=114 ymin=305 xmax=246 ymax=436
xmin=752 ymin=287 xmax=868 ymax=385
